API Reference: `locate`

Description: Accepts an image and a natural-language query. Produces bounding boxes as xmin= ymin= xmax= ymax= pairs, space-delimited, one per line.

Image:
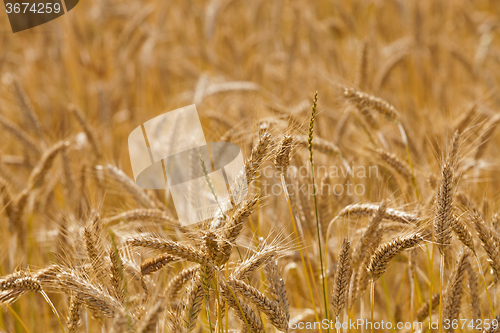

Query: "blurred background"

xmin=1 ymin=0 xmax=500 ymax=332
xmin=0 ymin=0 xmax=498 ymax=174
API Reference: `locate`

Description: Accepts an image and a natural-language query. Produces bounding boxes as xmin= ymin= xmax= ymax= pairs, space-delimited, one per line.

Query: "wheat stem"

xmin=307 ymin=92 xmax=329 ymax=327
xmin=280 ymin=174 xmax=320 ymax=326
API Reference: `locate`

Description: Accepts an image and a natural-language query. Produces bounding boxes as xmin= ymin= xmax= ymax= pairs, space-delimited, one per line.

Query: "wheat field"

xmin=1 ymin=0 xmax=500 ymax=332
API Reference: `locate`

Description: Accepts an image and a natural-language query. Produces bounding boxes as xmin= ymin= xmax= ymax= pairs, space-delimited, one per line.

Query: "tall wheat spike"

xmin=331 ymin=237 xmax=351 ymax=320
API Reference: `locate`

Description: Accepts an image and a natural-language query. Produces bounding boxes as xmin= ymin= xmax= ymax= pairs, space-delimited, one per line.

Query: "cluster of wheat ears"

xmin=2 ymin=0 xmax=500 ymax=332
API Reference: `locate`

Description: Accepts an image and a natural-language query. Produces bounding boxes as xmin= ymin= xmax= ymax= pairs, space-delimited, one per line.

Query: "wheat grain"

xmin=435 ymin=161 xmax=454 ymax=254
xmin=341 ymin=85 xmax=400 ymax=122
xmin=165 ymin=266 xmax=200 ymax=302
xmin=184 ymin=277 xmax=204 ymax=331
xmin=274 ymin=135 xmax=293 ymax=173
xmin=375 ymin=149 xmax=413 ymax=181
xmin=331 ymin=237 xmax=351 ymax=319
xmin=465 ymin=258 xmax=481 ymax=321
xmin=263 ymin=258 xmax=289 ymax=322
xmin=103 ymin=165 xmax=159 ymax=209
xmin=104 ymin=208 xmax=177 ymax=226
xmin=220 ymin=283 xmax=264 ymax=333
xmin=67 ymin=296 xmax=82 ymax=333
xmin=28 ymin=140 xmax=69 ymax=191
xmin=84 ymin=211 xmax=108 ymax=284
xmin=443 ymin=249 xmax=470 ymax=331
xmin=336 ymin=202 xmax=420 ymax=224
xmin=469 ymin=210 xmax=500 ymax=280
xmin=141 ymin=254 xmax=180 ymax=276
xmin=233 ymin=244 xmax=276 ymax=280
xmin=295 ymin=135 xmax=341 ymax=157
xmin=137 ymin=300 xmax=164 ymax=333
xmin=368 ymin=233 xmax=423 ymax=281
xmin=127 ymin=236 xmax=211 ymax=266
xmin=417 ymin=293 xmax=440 ymax=322
xmin=228 ymin=278 xmax=288 ymax=332
xmin=451 ymin=215 xmax=474 ymax=253
xmin=355 ymin=39 xmax=369 ymax=89
xmin=10 ymin=76 xmax=43 ymax=142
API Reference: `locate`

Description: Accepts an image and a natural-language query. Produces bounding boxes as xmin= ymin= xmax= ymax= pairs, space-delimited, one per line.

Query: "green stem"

xmin=380 ymin=276 xmax=396 ymax=333
xmin=206 ymin=296 xmax=214 ymax=333
xmin=311 ymin=159 xmax=329 ymax=326
xmin=281 ymin=175 xmax=321 ymax=328
xmin=474 ymin=254 xmax=495 ymax=317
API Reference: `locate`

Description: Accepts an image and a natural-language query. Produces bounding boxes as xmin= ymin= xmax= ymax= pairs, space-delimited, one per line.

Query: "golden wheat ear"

xmin=141 ymin=253 xmax=180 ymax=276
xmin=331 ymin=237 xmax=351 ymax=320
xmin=350 ymin=223 xmax=381 ymax=306
xmin=184 ymin=276 xmax=204 ymax=332
xmin=274 ymin=134 xmax=293 ymax=174
xmin=127 ymin=235 xmax=211 ymax=265
xmin=220 ymin=283 xmax=265 ymax=333
xmin=469 ymin=210 xmax=500 ymax=280
xmin=67 ymin=295 xmax=82 ymax=333
xmin=368 ymin=233 xmax=423 ymax=281
xmin=340 ymin=85 xmax=400 ymax=122
xmin=373 ymin=148 xmax=413 ymax=182
xmin=443 ymin=249 xmax=470 ymax=331
xmin=83 ymin=210 xmax=109 ymax=285
xmin=28 ymin=140 xmax=69 ymax=191
xmin=102 ymin=164 xmax=162 ymax=209
xmin=451 ymin=215 xmax=474 ymax=253
xmin=0 ymin=270 xmax=41 ymax=305
xmin=263 ymin=257 xmax=290 ymax=322
xmin=136 ymin=300 xmax=164 ymax=333
xmin=434 ymin=160 xmax=454 ymax=255
xmin=233 ymin=242 xmax=277 ymax=280
xmin=352 ymin=200 xmax=387 ymax=269
xmin=165 ymin=266 xmax=200 ymax=303
xmin=416 ymin=293 xmax=440 ymax=322
xmin=336 ymin=202 xmax=420 ymax=224
xmin=227 ymin=278 xmax=288 ymax=332
xmin=37 ymin=266 xmax=121 ymax=320
xmin=217 ymin=196 xmax=259 ymax=264
xmin=465 ymin=257 xmax=481 ymax=321
xmin=0 ymin=114 xmax=41 ymax=156
xmin=9 ymin=75 xmax=43 ymax=142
